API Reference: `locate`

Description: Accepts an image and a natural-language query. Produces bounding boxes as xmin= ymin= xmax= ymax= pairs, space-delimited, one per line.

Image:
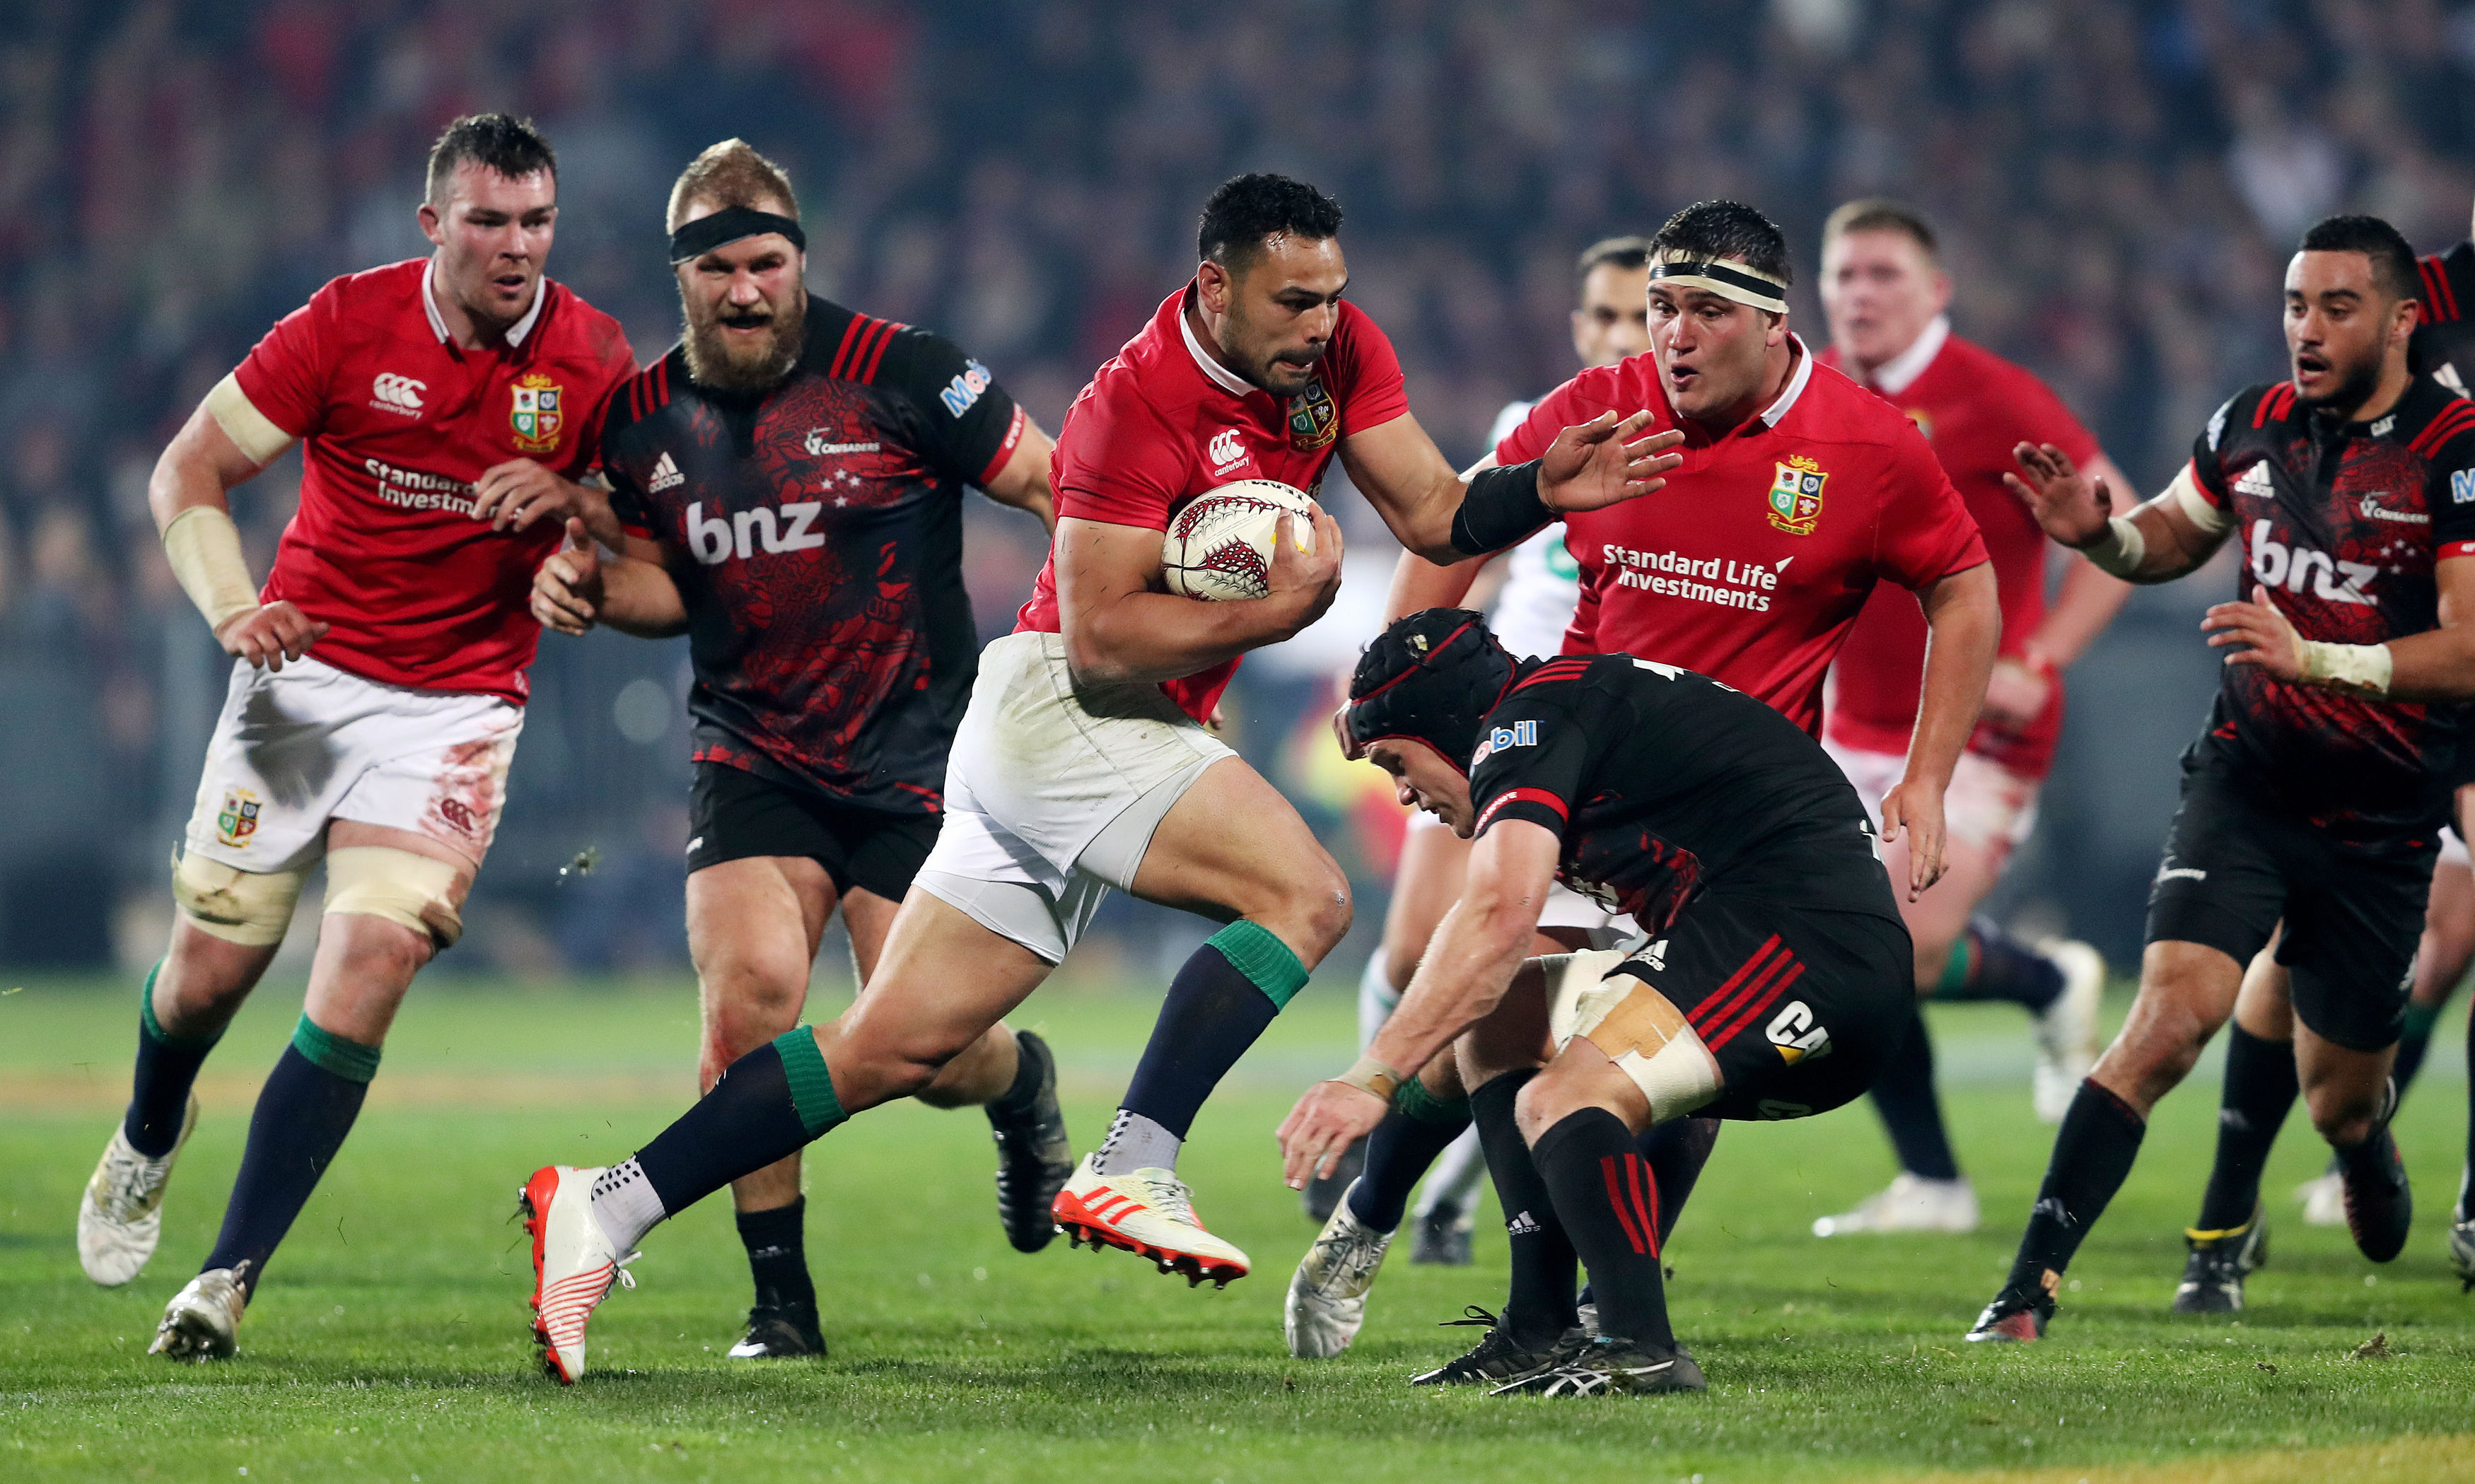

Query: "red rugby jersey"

xmin=1017 ymin=283 xmax=1409 ymax=721
xmin=1819 ymin=323 xmax=2100 ymax=777
xmin=1498 ymin=338 xmax=1986 ymax=739
xmin=230 ymin=258 xmax=635 ymax=703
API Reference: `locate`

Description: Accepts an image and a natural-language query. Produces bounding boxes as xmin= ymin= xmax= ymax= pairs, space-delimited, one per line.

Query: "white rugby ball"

xmin=1162 ymin=480 xmax=1317 ymax=601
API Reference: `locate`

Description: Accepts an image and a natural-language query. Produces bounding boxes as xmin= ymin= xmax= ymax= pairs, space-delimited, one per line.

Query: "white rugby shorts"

xmin=914 ymin=631 xmax=1235 ymax=963
xmin=183 ymin=655 xmax=522 ymax=875
xmin=1825 ymin=740 xmax=2040 ymax=859
xmin=1400 ymin=794 xmax=1634 ymax=933
xmin=2442 ymin=826 xmax=2468 ymax=870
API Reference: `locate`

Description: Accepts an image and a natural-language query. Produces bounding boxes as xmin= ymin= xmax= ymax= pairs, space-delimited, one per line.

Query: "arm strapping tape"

xmin=2298 ymin=639 xmax=2394 ymax=698
xmin=203 ymin=373 xmax=297 ymax=465
xmin=1449 ymin=460 xmax=1551 ymax=558
xmin=161 ymin=506 xmax=261 ymax=630
xmin=2078 ymin=515 xmax=2147 ymax=579
xmin=1333 ymin=1053 xmax=1403 ymax=1103
xmin=2164 ymin=464 xmax=2232 ymax=536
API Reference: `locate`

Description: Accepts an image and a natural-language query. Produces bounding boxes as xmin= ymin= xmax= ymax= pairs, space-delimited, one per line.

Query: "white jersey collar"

xmin=424 ymin=257 xmax=546 ymax=349
xmin=1862 ymin=314 xmax=1949 ymax=398
xmin=1179 ymin=285 xmax=1257 ymax=399
xmin=1757 ymin=334 xmax=1817 ymax=427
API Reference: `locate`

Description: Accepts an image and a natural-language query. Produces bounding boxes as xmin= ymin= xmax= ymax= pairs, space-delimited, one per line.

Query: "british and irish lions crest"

xmin=1286 ymin=378 xmax=1337 ymax=451
xmin=1767 ymin=455 xmax=1826 ymax=536
xmin=215 ymin=787 xmax=260 ymax=849
xmin=511 ymin=373 xmax=562 ymax=453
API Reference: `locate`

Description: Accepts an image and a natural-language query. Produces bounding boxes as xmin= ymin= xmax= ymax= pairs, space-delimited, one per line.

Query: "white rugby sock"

xmin=590 ymin=1159 xmax=666 ymax=1251
xmin=1091 ymin=1109 xmax=1182 ymax=1176
xmin=1358 ymin=955 xmax=1401 ymax=1051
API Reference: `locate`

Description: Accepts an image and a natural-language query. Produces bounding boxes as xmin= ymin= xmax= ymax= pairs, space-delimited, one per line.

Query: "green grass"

xmin=3 ymin=972 xmax=2471 ymax=1482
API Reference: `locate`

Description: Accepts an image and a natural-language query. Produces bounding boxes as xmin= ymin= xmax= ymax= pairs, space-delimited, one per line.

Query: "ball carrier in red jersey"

xmin=1967 ymin=216 xmax=2475 ymax=1342
xmin=525 ymin=141 xmax=1068 ymax=1362
xmin=511 ymin=172 xmax=1682 ymax=1384
xmin=1287 ymin=201 xmax=1998 ymax=1367
xmin=1809 ymin=200 xmax=2133 ymax=1239
xmin=69 ymin=116 xmax=636 ymax=1360
xmin=1278 ymin=612 xmax=1914 ymax=1396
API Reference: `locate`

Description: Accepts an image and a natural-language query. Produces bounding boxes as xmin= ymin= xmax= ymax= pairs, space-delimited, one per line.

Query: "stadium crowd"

xmin=6 ymin=0 xmax=2475 ymax=966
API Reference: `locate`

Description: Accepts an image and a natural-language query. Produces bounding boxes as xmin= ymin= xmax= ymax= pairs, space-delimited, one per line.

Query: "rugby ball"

xmin=1162 ymin=480 xmax=1317 ymax=602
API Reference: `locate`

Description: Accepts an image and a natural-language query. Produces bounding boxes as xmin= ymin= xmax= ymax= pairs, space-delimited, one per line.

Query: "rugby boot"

xmin=2172 ymin=1204 xmax=2267 ymax=1314
xmin=149 ymin=1264 xmax=247 ymax=1360
xmin=2446 ymin=1217 xmax=2475 ymax=1293
xmin=78 ymin=1093 xmax=199 ymax=1287
xmin=2032 ymin=940 xmax=2107 ymax=1123
xmin=727 ymin=1300 xmax=826 ymax=1359
xmin=1410 ymin=1200 xmax=1475 ymax=1266
xmin=1408 ymin=1307 xmax=1581 ymax=1386
xmin=986 ymin=1030 xmax=1072 ymax=1254
xmin=1811 ymin=1173 xmax=1979 ymax=1237
xmin=1284 ymin=1179 xmax=1394 ymax=1358
xmin=2339 ymin=1128 xmax=2412 ymax=1263
xmin=1489 ymin=1335 xmax=1706 ymax=1396
xmin=519 ymin=1164 xmax=638 ymax=1384
xmin=1052 ymin=1156 xmax=1249 ymax=1286
xmin=2295 ymin=1169 xmax=2346 ymax=1227
xmin=1301 ymin=1135 xmax=1366 ymax=1222
xmin=1964 ymin=1280 xmax=2056 ymax=1343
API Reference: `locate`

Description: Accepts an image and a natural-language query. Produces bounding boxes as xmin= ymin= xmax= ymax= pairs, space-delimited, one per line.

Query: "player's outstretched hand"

xmin=2203 ymin=583 xmax=2305 ymax=681
xmin=1980 ymin=655 xmax=2053 ymax=729
xmin=2003 ymin=442 xmax=2114 ymax=548
xmin=473 ymin=458 xmax=601 ymax=533
xmin=1538 ymin=410 xmax=1686 ymax=514
xmin=215 ymin=601 xmax=328 ymax=672
xmin=1877 ymin=778 xmax=1949 ymax=901
xmin=1265 ymin=503 xmax=1345 ymax=637
xmin=532 ymin=518 xmax=604 ymax=636
xmin=1277 ymin=1078 xmax=1391 ymax=1191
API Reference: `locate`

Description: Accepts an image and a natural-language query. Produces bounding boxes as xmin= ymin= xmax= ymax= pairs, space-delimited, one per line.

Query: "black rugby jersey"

xmin=603 ymin=302 xmax=1027 ymax=813
xmin=2182 ymin=376 xmax=2475 ymax=840
xmin=2413 ymin=243 xmax=2475 ymax=395
xmin=1468 ymin=653 xmax=1901 ymax=931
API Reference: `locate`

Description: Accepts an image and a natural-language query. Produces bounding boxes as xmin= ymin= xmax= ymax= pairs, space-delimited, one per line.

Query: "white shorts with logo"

xmin=184 ymin=655 xmax=523 ymax=875
xmin=914 ymin=631 xmax=1237 ymax=964
xmin=1824 ymin=740 xmax=2040 ymax=860
xmin=1402 ymin=807 xmax=1633 ymax=933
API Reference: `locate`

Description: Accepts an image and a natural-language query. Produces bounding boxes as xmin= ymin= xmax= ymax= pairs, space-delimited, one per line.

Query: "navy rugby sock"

xmin=1471 ymin=1070 xmax=1575 ymax=1342
xmin=124 ymin=964 xmax=224 ymax=1158
xmin=633 ymin=1027 xmax=845 ymax=1218
xmin=735 ymin=1198 xmax=817 ymax=1314
xmin=1105 ymin=922 xmax=1307 ymax=1173
xmin=1937 ymin=921 xmax=2063 ymax=1013
xmin=1640 ymin=1116 xmax=1720 ymax=1247
xmin=1346 ymin=1078 xmax=1472 ymax=1232
xmin=2392 ymin=999 xmax=2441 ymax=1097
xmin=1534 ymin=1108 xmax=1674 ymax=1350
xmin=2192 ymin=1024 xmax=2297 ymax=1234
xmin=202 ymin=1018 xmax=378 ymax=1295
xmin=2005 ymin=1080 xmax=2145 ymax=1294
xmin=1867 ymin=1005 xmax=1962 ymax=1182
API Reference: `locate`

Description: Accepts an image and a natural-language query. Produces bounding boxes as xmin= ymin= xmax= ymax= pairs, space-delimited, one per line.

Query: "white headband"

xmin=1648 ymin=255 xmax=1789 ymax=313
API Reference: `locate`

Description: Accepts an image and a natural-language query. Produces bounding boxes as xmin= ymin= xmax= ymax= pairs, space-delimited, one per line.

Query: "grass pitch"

xmin=4 ymin=970 xmax=2471 ymax=1483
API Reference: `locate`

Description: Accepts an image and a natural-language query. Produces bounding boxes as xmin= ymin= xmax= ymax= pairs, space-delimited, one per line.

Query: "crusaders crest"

xmin=511 ymin=373 xmax=563 ymax=452
xmin=1286 ymin=378 xmax=1338 ymax=451
xmin=1767 ymin=455 xmax=1826 ymax=535
xmin=215 ymin=787 xmax=261 ymax=848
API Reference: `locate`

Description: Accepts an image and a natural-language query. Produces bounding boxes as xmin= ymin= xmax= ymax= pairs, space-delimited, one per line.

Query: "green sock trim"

xmin=1394 ymin=1074 xmax=1471 ymax=1128
xmin=1207 ymin=920 xmax=1310 ymax=1009
xmin=139 ymin=962 xmax=222 ymax=1050
xmin=1931 ymin=935 xmax=1972 ymax=998
xmin=291 ymin=1015 xmax=380 ymax=1085
xmin=2402 ymin=999 xmax=2443 ymax=1042
xmin=772 ymin=1025 xmax=846 ymax=1139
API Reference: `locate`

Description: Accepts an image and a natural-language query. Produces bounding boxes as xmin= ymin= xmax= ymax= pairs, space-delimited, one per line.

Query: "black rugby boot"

xmin=728 ymin=1300 xmax=826 ymax=1359
xmin=1409 ymin=1307 xmax=1581 ymax=1386
xmin=2339 ymin=1126 xmax=2412 ymax=1263
xmin=988 ymin=1030 xmax=1073 ymax=1254
xmin=2172 ymin=1204 xmax=2267 ymax=1314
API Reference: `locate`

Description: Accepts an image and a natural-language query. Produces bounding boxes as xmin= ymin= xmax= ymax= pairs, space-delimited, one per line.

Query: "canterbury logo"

xmin=1208 ymin=428 xmax=1247 ymax=471
xmin=370 ymin=373 xmax=425 ymax=414
xmin=648 ymin=452 xmax=684 ymax=493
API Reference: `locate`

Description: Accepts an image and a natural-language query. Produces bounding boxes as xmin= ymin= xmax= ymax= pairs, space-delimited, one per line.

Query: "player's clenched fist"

xmin=1264 ymin=503 xmax=1346 ymax=637
xmin=532 ymin=518 xmax=604 ymax=636
xmin=214 ymin=600 xmax=327 ymax=672
xmin=472 ymin=458 xmax=600 ymax=532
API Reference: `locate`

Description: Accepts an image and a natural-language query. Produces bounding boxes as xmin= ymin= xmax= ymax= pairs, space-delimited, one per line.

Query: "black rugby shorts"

xmin=2145 ymin=762 xmax=2436 ymax=1052
xmin=687 ymin=761 xmax=940 ymax=902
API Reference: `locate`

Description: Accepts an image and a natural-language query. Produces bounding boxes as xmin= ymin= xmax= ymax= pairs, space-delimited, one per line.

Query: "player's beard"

xmin=1223 ymin=301 xmax=1323 ymax=396
xmin=684 ymin=287 xmax=807 ymax=394
xmin=2295 ymin=349 xmax=2382 ymax=417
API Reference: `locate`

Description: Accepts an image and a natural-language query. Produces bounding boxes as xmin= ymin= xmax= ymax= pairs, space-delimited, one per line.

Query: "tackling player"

xmin=73 ymin=116 xmax=636 ymax=1360
xmin=1809 ymin=199 xmax=2130 ymax=1238
xmin=1283 ymin=200 xmax=1997 ymax=1364
xmin=1279 ymin=610 xmax=1914 ymax=1396
xmin=1969 ymin=216 xmax=2475 ymax=1341
xmin=513 ymin=172 xmax=1682 ymax=1384
xmin=529 ymin=140 xmax=1068 ymax=1360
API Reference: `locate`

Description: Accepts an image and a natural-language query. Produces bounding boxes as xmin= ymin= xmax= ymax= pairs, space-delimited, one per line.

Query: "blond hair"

xmin=666 ymin=139 xmax=798 ymax=233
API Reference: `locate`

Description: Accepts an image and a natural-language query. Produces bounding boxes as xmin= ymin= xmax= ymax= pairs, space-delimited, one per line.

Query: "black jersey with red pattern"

xmin=2183 ymin=375 xmax=2475 ymax=840
xmin=603 ymin=301 xmax=1027 ymax=814
xmin=1467 ymin=653 xmax=1900 ymax=931
xmin=2413 ymin=243 xmax=2475 ymax=395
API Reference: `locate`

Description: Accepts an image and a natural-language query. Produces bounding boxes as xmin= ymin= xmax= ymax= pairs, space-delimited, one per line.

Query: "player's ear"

xmin=1196 ymin=257 xmax=1233 ymax=315
xmin=417 ymin=200 xmax=444 ymax=246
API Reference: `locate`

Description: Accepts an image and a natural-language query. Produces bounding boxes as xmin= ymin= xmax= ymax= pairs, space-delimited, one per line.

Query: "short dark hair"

xmin=1649 ymin=200 xmax=1792 ymax=288
xmin=2298 ymin=214 xmax=2419 ymax=305
xmin=1197 ymin=173 xmax=1344 ymax=272
xmin=1576 ymin=235 xmax=1652 ymax=284
xmin=1822 ymin=198 xmax=1938 ymax=259
xmin=426 ymin=114 xmax=557 ymax=206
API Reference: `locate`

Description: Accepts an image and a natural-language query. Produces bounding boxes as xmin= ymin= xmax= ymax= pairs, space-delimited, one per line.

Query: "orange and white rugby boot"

xmin=519 ymin=1164 xmax=636 ymax=1384
xmin=1051 ymin=1155 xmax=1250 ymax=1287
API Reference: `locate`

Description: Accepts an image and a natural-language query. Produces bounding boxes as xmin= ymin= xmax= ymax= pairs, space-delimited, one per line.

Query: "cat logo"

xmin=1287 ymin=378 xmax=1338 ymax=450
xmin=1764 ymin=1000 xmax=1832 ymax=1064
xmin=511 ymin=373 xmax=563 ymax=452
xmin=216 ymin=788 xmax=262 ymax=848
xmin=1767 ymin=455 xmax=1826 ymax=535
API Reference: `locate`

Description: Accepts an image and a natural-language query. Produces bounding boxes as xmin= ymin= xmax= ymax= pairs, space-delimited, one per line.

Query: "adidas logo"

xmin=649 ymin=452 xmax=684 ymax=493
xmin=1506 ymin=1209 xmax=1542 ymax=1236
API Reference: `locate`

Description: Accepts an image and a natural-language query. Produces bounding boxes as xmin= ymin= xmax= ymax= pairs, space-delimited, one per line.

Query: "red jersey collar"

xmin=1176 ymin=281 xmax=1257 ymax=399
xmin=422 ymin=257 xmax=547 ymax=349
